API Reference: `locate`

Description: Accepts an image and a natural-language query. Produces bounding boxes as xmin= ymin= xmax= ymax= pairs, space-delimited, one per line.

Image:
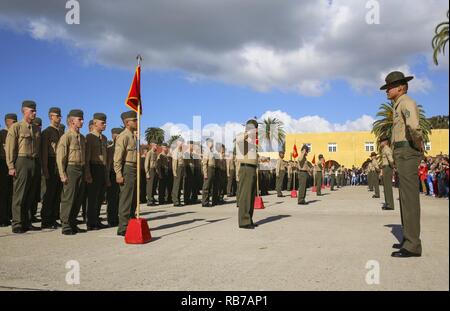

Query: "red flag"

xmin=312 ymin=154 xmax=316 ymax=164
xmin=125 ymin=64 xmax=142 ymax=113
xmin=292 ymin=144 xmax=298 ymax=159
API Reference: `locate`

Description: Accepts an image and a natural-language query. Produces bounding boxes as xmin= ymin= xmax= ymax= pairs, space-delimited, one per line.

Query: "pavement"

xmin=0 ymin=186 xmax=448 ymax=291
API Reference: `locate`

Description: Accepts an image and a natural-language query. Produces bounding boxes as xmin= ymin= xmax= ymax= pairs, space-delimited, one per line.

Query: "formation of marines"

xmin=0 ymin=71 xmax=424 ymax=257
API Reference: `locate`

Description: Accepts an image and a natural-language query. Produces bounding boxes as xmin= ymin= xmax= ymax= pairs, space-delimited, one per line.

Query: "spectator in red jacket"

xmin=418 ymin=160 xmax=428 ymax=194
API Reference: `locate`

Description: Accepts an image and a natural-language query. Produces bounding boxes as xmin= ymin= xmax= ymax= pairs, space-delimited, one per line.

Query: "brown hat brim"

xmin=380 ymin=76 xmax=414 ymax=90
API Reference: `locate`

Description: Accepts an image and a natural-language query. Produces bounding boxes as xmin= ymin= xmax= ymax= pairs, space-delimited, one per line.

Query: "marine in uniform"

xmin=113 ymin=111 xmax=138 ymax=236
xmin=85 ymin=113 xmax=109 ymax=230
xmin=370 ymin=152 xmax=381 ymax=198
xmin=166 ymin=152 xmax=173 ymax=204
xmin=380 ymin=71 xmax=423 ymax=257
xmin=314 ymin=154 xmax=324 ymax=196
xmin=41 ymin=107 xmax=64 ymax=229
xmin=330 ymin=165 xmax=336 ymax=191
xmin=5 ymin=101 xmax=41 ymax=233
xmin=56 ymin=109 xmax=86 ymax=235
xmin=30 ymin=117 xmax=42 ymax=222
xmin=212 ymin=143 xmax=226 ymax=205
xmin=235 ymin=119 xmax=259 ymax=229
xmin=201 ymin=138 xmax=216 ymax=207
xmin=0 ymin=113 xmax=17 ymax=227
xmin=81 ymin=120 xmax=94 ymax=223
xmin=297 ymin=145 xmax=310 ymax=205
xmin=275 ymin=152 xmax=286 ymax=197
xmin=184 ymin=140 xmax=197 ymax=204
xmin=145 ymin=140 xmax=158 ymax=206
xmin=156 ymin=143 xmax=170 ymax=205
xmin=106 ymin=128 xmax=122 ymax=227
xmin=226 ymin=152 xmax=237 ymax=197
xmin=171 ymin=137 xmax=185 ymax=207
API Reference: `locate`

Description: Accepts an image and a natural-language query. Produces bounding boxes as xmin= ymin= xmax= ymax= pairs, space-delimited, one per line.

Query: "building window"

xmin=425 ymin=142 xmax=431 ymax=151
xmin=365 ymin=142 xmax=375 ymax=152
xmin=328 ymin=143 xmax=337 ymax=153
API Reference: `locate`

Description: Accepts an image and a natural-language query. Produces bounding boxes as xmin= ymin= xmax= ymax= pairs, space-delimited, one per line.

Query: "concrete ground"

xmin=0 ymin=186 xmax=448 ymax=291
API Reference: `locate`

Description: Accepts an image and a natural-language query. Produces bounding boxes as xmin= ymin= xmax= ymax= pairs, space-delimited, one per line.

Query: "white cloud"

xmin=0 ymin=0 xmax=447 ymax=96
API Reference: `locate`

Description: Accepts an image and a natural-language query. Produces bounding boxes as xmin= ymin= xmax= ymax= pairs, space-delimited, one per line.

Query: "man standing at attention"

xmin=5 ymin=101 xmax=41 ymax=233
xmin=114 ymin=111 xmax=138 ymax=236
xmin=380 ymin=71 xmax=423 ymax=258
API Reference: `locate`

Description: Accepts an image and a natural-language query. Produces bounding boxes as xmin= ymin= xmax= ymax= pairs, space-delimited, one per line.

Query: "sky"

xmin=0 ymin=0 xmax=448 ymax=143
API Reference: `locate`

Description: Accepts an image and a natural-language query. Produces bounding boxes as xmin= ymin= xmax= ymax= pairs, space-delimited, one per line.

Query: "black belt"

xmin=18 ymin=155 xmax=38 ymax=160
xmin=240 ymin=163 xmax=257 ymax=168
xmin=90 ymin=162 xmax=106 ymax=166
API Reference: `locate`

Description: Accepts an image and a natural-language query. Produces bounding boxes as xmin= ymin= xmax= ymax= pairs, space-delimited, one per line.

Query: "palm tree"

xmin=372 ymin=101 xmax=431 ymax=153
xmin=144 ymin=127 xmax=165 ymax=145
xmin=260 ymin=117 xmax=286 ymax=152
xmin=432 ymin=10 xmax=449 ymax=65
xmin=167 ymin=135 xmax=182 ymax=148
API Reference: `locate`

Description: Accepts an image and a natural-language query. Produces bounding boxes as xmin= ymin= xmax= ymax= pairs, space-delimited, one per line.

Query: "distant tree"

xmin=167 ymin=135 xmax=182 ymax=148
xmin=428 ymin=115 xmax=449 ymax=129
xmin=261 ymin=117 xmax=286 ymax=152
xmin=432 ymin=10 xmax=449 ymax=65
xmin=144 ymin=127 xmax=165 ymax=145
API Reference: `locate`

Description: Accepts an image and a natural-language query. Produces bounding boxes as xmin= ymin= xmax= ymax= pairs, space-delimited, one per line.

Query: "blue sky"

xmin=0 ymin=1 xmax=448 ymax=140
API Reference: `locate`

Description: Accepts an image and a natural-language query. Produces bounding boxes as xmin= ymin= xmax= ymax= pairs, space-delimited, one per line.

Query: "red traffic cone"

xmin=254 ymin=196 xmax=265 ymax=209
xmin=311 ymin=186 xmax=317 ymax=192
xmin=125 ymin=218 xmax=152 ymax=244
xmin=290 ymin=190 xmax=297 ymax=198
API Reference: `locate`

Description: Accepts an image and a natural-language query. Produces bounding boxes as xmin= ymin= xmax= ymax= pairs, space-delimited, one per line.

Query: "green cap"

xmin=4 ymin=113 xmax=17 ymax=121
xmin=111 ymin=128 xmax=123 ymax=135
xmin=246 ymin=119 xmax=258 ymax=128
xmin=22 ymin=100 xmax=36 ymax=110
xmin=301 ymin=144 xmax=309 ymax=152
xmin=121 ymin=111 xmax=137 ymax=121
xmin=68 ymin=109 xmax=84 ymax=118
xmin=49 ymin=107 xmax=61 ymax=115
xmin=93 ymin=113 xmax=107 ymax=122
xmin=33 ymin=117 xmax=42 ymax=126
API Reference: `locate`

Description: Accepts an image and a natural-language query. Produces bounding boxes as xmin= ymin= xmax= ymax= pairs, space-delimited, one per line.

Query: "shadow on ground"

xmin=385 ymin=224 xmax=403 ymax=243
xmin=255 ymin=215 xmax=291 ymax=226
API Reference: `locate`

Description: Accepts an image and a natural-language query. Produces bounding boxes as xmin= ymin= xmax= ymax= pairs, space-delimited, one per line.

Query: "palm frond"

xmin=432 ymin=10 xmax=449 ymax=65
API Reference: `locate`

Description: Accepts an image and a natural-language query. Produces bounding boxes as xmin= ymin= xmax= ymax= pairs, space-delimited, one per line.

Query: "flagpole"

xmin=136 ymin=54 xmax=142 ymax=219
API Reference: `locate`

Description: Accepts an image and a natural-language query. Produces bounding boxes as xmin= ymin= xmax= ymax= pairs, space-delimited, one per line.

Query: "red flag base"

xmin=125 ymin=218 xmax=152 ymax=244
xmin=312 ymin=186 xmax=317 ymax=192
xmin=254 ymin=196 xmax=265 ymax=209
xmin=321 ymin=184 xmax=325 ymax=189
xmin=291 ymin=190 xmax=297 ymax=198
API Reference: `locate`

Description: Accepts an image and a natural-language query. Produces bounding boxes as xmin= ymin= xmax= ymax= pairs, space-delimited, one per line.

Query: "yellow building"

xmin=260 ymin=129 xmax=449 ymax=168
